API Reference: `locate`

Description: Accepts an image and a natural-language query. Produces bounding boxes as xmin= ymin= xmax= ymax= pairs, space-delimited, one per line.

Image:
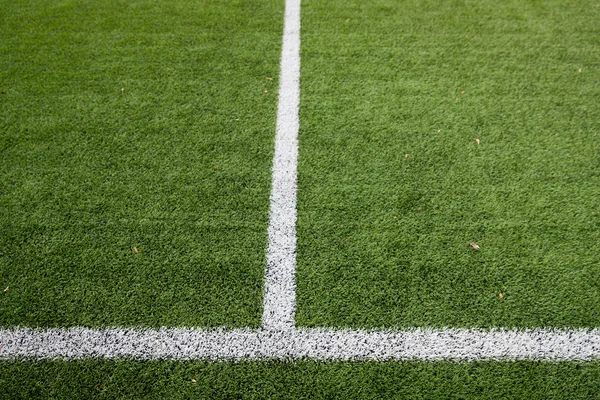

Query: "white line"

xmin=3 ymin=327 xmax=600 ymax=361
xmin=262 ymin=0 xmax=301 ymax=331
xmin=3 ymin=0 xmax=599 ymax=364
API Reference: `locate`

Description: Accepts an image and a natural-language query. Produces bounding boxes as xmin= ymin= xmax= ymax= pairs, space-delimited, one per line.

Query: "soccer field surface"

xmin=1 ymin=0 xmax=600 ymax=397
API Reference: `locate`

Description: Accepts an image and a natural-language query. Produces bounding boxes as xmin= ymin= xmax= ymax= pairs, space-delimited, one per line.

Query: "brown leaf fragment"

xmin=191 ymin=379 xmax=197 ymax=383
xmin=266 ymin=77 xmax=273 ymax=80
xmin=345 ymin=18 xmax=350 ymax=22
xmin=456 ymin=97 xmax=459 ymax=101
xmin=475 ymin=138 xmax=481 ymax=145
xmin=461 ymin=91 xmax=465 ymax=94
xmin=498 ymin=293 xmax=504 ymax=300
xmin=417 ymin=207 xmax=423 ymax=211
xmin=133 ymin=247 xmax=139 ymax=254
xmin=437 ymin=130 xmax=441 ymax=133
xmin=3 ymin=287 xmax=8 ymax=293
xmin=468 ymin=242 xmax=480 ymax=250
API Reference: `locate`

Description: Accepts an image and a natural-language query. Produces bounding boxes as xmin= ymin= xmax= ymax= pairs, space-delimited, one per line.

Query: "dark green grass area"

xmin=0 ymin=0 xmax=283 ymax=327
xmin=1 ymin=360 xmax=599 ymax=399
xmin=296 ymin=0 xmax=600 ymax=328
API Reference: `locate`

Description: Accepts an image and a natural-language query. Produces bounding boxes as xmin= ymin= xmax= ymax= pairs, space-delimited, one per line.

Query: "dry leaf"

xmin=578 ymin=68 xmax=582 ymax=73
xmin=475 ymin=138 xmax=481 ymax=145
xmin=437 ymin=130 xmax=441 ymax=133
xmin=468 ymin=242 xmax=480 ymax=250
xmin=191 ymin=379 xmax=197 ymax=383
xmin=133 ymin=247 xmax=139 ymax=254
xmin=266 ymin=77 xmax=273 ymax=80
xmin=345 ymin=18 xmax=350 ymax=22
xmin=417 ymin=207 xmax=423 ymax=211
xmin=456 ymin=97 xmax=459 ymax=101
xmin=461 ymin=90 xmax=465 ymax=94
xmin=498 ymin=293 xmax=504 ymax=300
xmin=3 ymin=287 xmax=8 ymax=293
xmin=405 ymin=154 xmax=409 ymax=158
xmin=264 ymin=89 xmax=268 ymax=93
xmin=394 ymin=216 xmax=398 ymax=219
xmin=121 ymin=88 xmax=124 ymax=93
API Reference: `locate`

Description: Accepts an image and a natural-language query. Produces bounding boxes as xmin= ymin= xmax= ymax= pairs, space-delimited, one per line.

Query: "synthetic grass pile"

xmin=2 ymin=0 xmax=600 ymax=397
xmin=2 ymin=360 xmax=600 ymax=399
xmin=0 ymin=0 xmax=284 ymax=327
xmin=296 ymin=0 xmax=600 ymax=328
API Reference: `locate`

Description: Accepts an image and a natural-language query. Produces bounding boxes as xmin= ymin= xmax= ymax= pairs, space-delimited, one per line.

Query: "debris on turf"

xmin=468 ymin=242 xmax=480 ymax=250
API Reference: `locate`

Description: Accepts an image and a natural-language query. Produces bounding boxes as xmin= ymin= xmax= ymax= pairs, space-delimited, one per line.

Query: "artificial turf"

xmin=1 ymin=360 xmax=600 ymax=399
xmin=296 ymin=0 xmax=600 ymax=328
xmin=2 ymin=0 xmax=600 ymax=397
xmin=0 ymin=0 xmax=284 ymax=327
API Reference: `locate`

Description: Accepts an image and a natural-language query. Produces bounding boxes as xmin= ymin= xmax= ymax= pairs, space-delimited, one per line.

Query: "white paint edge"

xmin=262 ymin=0 xmax=301 ymax=331
xmin=2 ymin=327 xmax=600 ymax=361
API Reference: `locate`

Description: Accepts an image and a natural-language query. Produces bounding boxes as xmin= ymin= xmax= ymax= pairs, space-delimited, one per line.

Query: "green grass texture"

xmin=296 ymin=0 xmax=600 ymax=328
xmin=0 ymin=0 xmax=284 ymax=327
xmin=1 ymin=360 xmax=599 ymax=399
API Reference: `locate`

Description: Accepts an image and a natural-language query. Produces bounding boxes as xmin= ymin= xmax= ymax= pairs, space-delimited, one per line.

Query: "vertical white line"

xmin=262 ymin=0 xmax=301 ymax=331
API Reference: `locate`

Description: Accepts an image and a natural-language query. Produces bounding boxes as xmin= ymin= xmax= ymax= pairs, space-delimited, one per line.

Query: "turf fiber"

xmin=2 ymin=0 xmax=600 ymax=397
xmin=296 ymin=0 xmax=600 ymax=328
xmin=1 ymin=360 xmax=599 ymax=399
xmin=0 ymin=0 xmax=283 ymax=327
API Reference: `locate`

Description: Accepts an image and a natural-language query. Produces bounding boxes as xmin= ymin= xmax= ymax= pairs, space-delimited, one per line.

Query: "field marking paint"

xmin=262 ymin=0 xmax=301 ymax=331
xmin=2 ymin=0 xmax=600 ymax=363
xmin=3 ymin=327 xmax=600 ymax=361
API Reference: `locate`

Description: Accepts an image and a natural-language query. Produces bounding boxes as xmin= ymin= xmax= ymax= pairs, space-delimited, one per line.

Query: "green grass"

xmin=1 ymin=360 xmax=599 ymax=399
xmin=2 ymin=0 xmax=600 ymax=397
xmin=296 ymin=0 xmax=600 ymax=328
xmin=0 ymin=0 xmax=284 ymax=327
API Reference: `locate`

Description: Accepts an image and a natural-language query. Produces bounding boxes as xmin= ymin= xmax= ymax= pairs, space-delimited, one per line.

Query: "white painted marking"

xmin=2 ymin=327 xmax=600 ymax=361
xmin=2 ymin=0 xmax=599 ymax=364
xmin=262 ymin=0 xmax=301 ymax=331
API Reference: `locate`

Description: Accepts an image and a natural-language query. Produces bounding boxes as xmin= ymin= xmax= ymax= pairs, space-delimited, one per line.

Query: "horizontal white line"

xmin=2 ymin=327 xmax=600 ymax=361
